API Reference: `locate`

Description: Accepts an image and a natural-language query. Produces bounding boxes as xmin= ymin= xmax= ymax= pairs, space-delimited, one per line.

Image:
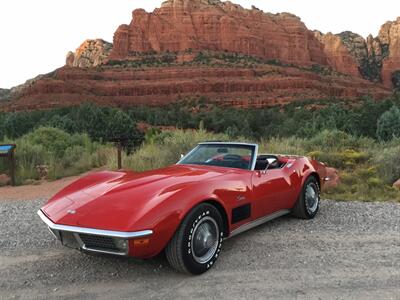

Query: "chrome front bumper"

xmin=37 ymin=210 xmax=153 ymax=256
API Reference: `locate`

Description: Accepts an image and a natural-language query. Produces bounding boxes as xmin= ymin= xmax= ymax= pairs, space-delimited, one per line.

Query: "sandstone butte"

xmin=1 ymin=0 xmax=399 ymax=111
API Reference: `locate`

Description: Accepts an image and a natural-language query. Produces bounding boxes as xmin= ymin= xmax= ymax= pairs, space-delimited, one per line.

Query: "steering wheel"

xmin=223 ymin=154 xmax=242 ymax=161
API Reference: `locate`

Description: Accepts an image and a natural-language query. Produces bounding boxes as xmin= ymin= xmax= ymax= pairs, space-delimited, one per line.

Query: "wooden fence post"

xmin=10 ymin=150 xmax=16 ymax=186
xmin=117 ymin=141 xmax=122 ymax=170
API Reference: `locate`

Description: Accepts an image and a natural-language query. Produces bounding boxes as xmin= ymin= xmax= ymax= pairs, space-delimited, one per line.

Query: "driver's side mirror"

xmin=260 ymin=165 xmax=269 ymax=175
xmin=255 ymin=160 xmax=269 ymax=175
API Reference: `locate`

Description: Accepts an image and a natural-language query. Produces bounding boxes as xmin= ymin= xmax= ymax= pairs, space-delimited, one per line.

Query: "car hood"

xmin=41 ymin=164 xmax=227 ymax=231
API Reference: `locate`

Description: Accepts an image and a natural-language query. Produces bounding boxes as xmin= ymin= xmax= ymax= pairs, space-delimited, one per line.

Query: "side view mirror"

xmin=180 ymin=154 xmax=184 ymax=159
xmin=255 ymin=161 xmax=269 ymax=176
xmin=260 ymin=166 xmax=269 ymax=175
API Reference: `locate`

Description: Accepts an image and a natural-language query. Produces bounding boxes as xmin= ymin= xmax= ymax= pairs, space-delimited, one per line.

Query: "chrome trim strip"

xmin=229 ymin=209 xmax=290 ymax=238
xmin=176 ymin=144 xmax=201 ymax=165
xmin=37 ymin=210 xmax=153 ymax=239
xmin=198 ymin=142 xmax=258 ymax=147
xmin=251 ymin=144 xmax=258 ymax=171
xmin=82 ymin=245 xmax=127 ymax=256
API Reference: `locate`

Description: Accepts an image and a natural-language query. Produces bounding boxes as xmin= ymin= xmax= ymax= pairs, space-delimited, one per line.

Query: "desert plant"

xmin=377 ymin=106 xmax=400 ymax=141
xmin=0 ymin=127 xmax=113 ymax=184
xmin=373 ymin=142 xmax=400 ymax=184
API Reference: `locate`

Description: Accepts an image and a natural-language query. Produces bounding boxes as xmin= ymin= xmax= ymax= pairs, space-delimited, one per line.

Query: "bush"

xmin=0 ymin=127 xmax=113 ymax=184
xmin=373 ymin=142 xmax=400 ymax=184
xmin=1 ymin=125 xmax=399 ymax=202
xmin=377 ymin=106 xmax=400 ymax=141
xmin=392 ymin=70 xmax=400 ymax=89
xmin=23 ymin=127 xmax=75 ymax=158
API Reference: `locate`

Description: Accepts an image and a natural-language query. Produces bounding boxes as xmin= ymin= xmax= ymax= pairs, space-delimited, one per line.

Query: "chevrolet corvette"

xmin=38 ymin=142 xmax=328 ymax=274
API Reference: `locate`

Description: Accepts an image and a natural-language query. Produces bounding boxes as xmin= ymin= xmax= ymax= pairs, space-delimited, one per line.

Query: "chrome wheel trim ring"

xmin=305 ymin=183 xmax=319 ymax=214
xmin=191 ymin=216 xmax=219 ymax=264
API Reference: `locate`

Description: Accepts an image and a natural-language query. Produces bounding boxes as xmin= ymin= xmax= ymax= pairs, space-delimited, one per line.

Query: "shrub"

xmin=373 ymin=142 xmax=400 ymax=184
xmin=23 ymin=127 xmax=74 ymax=158
xmin=377 ymin=106 xmax=400 ymax=141
xmin=392 ymin=70 xmax=400 ymax=89
xmin=0 ymin=127 xmax=114 ymax=184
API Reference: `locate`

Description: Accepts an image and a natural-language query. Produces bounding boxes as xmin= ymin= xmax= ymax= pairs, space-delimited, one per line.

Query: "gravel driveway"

xmin=0 ymin=198 xmax=399 ymax=300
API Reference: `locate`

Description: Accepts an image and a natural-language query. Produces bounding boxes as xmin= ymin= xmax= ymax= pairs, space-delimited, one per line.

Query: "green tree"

xmin=105 ymin=109 xmax=144 ymax=153
xmin=377 ymin=106 xmax=400 ymax=141
xmin=392 ymin=70 xmax=400 ymax=89
xmin=72 ymin=102 xmax=106 ymax=140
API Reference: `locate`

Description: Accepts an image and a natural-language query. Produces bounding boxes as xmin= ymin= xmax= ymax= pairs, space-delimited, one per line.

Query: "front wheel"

xmin=165 ymin=203 xmax=224 ymax=274
xmin=292 ymin=176 xmax=320 ymax=219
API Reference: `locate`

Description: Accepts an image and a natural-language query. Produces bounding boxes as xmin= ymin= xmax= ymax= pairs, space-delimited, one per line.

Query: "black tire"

xmin=292 ymin=176 xmax=320 ymax=219
xmin=165 ymin=203 xmax=224 ymax=275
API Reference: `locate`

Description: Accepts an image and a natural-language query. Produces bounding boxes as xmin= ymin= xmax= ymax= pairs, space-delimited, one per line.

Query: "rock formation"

xmin=314 ymin=32 xmax=360 ymax=78
xmin=1 ymin=63 xmax=391 ymax=112
xmin=1 ymin=0 xmax=398 ymax=111
xmin=66 ymin=39 xmax=112 ymax=68
xmin=109 ymin=0 xmax=400 ymax=87
xmin=379 ymin=18 xmax=400 ymax=88
xmin=315 ymin=18 xmax=400 ymax=87
xmin=109 ymin=0 xmax=328 ymax=67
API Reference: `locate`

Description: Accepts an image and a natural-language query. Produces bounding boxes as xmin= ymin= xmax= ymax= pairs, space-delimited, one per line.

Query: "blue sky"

xmin=0 ymin=0 xmax=399 ymax=88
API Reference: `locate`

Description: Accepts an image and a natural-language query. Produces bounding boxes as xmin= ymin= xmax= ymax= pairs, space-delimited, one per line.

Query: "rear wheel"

xmin=165 ymin=203 xmax=224 ymax=274
xmin=292 ymin=176 xmax=320 ymax=219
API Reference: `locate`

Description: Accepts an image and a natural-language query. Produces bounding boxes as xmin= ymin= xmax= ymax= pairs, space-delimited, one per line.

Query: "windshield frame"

xmin=177 ymin=142 xmax=259 ymax=171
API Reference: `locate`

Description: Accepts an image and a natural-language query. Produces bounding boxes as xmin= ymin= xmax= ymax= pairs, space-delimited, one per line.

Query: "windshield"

xmin=178 ymin=144 xmax=256 ymax=170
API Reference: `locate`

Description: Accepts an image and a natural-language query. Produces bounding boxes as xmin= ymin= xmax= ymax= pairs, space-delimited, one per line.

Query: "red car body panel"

xmin=40 ymin=153 xmax=326 ymax=259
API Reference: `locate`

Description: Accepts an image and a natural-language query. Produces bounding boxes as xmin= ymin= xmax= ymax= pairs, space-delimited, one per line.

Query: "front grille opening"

xmin=79 ymin=234 xmax=119 ymax=251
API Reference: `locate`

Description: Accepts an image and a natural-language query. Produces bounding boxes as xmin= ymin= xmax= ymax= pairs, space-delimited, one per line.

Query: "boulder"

xmin=323 ymin=167 xmax=340 ymax=191
xmin=36 ymin=165 xmax=48 ymax=179
xmin=0 ymin=174 xmax=11 ymax=186
xmin=393 ymin=179 xmax=400 ymax=190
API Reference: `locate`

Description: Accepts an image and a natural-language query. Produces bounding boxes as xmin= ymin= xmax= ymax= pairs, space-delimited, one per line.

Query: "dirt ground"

xmin=0 ymin=171 xmax=96 ymax=201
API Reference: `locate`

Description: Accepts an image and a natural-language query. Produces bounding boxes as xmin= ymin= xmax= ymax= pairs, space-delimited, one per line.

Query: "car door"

xmin=251 ymin=165 xmax=299 ymax=216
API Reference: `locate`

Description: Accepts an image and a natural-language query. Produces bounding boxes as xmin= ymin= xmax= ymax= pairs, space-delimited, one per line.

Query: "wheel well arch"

xmin=308 ymin=172 xmax=321 ymax=188
xmin=203 ymin=199 xmax=229 ymax=237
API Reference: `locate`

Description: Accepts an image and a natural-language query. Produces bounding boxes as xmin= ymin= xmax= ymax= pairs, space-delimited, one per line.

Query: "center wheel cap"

xmin=191 ymin=216 xmax=219 ymax=264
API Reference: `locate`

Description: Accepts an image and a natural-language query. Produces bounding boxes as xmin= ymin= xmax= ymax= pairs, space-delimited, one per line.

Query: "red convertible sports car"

xmin=38 ymin=142 xmax=328 ymax=274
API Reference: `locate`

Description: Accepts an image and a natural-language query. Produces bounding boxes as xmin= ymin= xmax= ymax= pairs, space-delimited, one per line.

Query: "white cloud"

xmin=0 ymin=0 xmax=399 ymax=88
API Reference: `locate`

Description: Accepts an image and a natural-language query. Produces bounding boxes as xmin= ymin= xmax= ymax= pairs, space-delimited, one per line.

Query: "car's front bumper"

xmin=37 ymin=210 xmax=153 ymax=256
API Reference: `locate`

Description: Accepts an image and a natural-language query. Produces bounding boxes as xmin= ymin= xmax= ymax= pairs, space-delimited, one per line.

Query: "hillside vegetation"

xmin=1 ymin=126 xmax=399 ymax=202
xmin=0 ymin=95 xmax=399 ymax=201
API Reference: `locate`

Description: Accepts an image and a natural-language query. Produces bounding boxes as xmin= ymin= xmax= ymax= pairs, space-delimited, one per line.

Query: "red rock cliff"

xmin=379 ymin=18 xmax=400 ymax=88
xmin=110 ymin=0 xmax=328 ymax=67
xmin=1 ymin=0 xmax=398 ymax=112
xmin=314 ymin=32 xmax=361 ymax=78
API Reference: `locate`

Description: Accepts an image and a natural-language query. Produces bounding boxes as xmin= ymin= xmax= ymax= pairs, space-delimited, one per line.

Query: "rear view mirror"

xmin=217 ymin=148 xmax=228 ymax=153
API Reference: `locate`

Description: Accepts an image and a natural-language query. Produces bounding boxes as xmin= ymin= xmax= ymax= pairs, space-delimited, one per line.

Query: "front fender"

xmin=129 ymin=182 xmax=229 ymax=259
